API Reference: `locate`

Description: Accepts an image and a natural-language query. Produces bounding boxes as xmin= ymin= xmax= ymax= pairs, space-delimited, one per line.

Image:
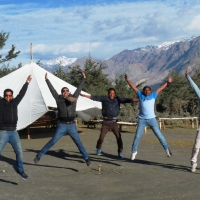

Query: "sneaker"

xmin=130 ymin=151 xmax=137 ymax=160
xmin=191 ymin=162 xmax=197 ymax=173
xmin=34 ymin=155 xmax=40 ymax=164
xmin=85 ymin=158 xmax=91 ymax=166
xmin=118 ymin=152 xmax=123 ymax=158
xmin=166 ymin=149 xmax=172 ymax=157
xmin=17 ymin=171 xmax=28 ymax=180
xmin=96 ymin=149 xmax=102 ymax=156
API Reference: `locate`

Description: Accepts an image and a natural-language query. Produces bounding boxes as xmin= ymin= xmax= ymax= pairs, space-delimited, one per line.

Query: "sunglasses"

xmin=62 ymin=89 xmax=69 ymax=92
xmin=5 ymin=95 xmax=13 ymax=97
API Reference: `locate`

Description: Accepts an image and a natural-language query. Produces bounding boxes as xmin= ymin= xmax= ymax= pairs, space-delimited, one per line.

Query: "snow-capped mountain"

xmin=41 ymin=56 xmax=77 ymax=71
xmin=102 ymin=35 xmax=200 ymax=87
xmin=39 ymin=35 xmax=200 ymax=88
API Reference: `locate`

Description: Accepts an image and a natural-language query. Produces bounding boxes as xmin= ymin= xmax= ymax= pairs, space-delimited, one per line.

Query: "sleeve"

xmin=14 ymin=82 xmax=29 ymax=105
xmin=46 ymin=79 xmax=59 ymax=100
xmin=152 ymin=91 xmax=158 ymax=99
xmin=117 ymin=96 xmax=133 ymax=104
xmin=187 ymin=75 xmax=200 ymax=98
xmin=137 ymin=90 xmax=142 ymax=99
xmin=90 ymin=95 xmax=106 ymax=102
xmin=73 ymin=78 xmax=86 ymax=98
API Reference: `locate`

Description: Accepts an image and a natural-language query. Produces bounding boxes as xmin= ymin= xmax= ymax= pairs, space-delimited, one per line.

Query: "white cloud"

xmin=27 ymin=42 xmax=101 ymax=55
xmin=1 ymin=0 xmax=200 ymax=66
xmin=186 ymin=15 xmax=200 ymax=31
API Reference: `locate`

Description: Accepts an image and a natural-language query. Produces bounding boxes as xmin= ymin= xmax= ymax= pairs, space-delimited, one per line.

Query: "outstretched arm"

xmin=45 ymin=73 xmax=59 ymax=100
xmin=156 ymin=76 xmax=173 ymax=95
xmin=185 ymin=70 xmax=200 ymax=98
xmin=80 ymin=93 xmax=91 ymax=99
xmin=73 ymin=71 xmax=86 ymax=98
xmin=125 ymin=74 xmax=139 ymax=93
xmin=15 ymin=75 xmax=32 ymax=104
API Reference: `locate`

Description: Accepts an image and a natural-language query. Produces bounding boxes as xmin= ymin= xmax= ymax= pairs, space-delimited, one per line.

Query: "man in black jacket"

xmin=81 ymin=88 xmax=135 ymax=158
xmin=34 ymin=72 xmax=91 ymax=166
xmin=0 ymin=75 xmax=32 ymax=180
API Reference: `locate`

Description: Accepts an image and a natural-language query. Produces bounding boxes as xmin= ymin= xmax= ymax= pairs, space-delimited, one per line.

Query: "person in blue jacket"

xmin=125 ymin=74 xmax=172 ymax=160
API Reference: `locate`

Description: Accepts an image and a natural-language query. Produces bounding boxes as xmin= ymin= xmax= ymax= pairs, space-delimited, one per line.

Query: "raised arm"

xmin=45 ymin=73 xmax=59 ymax=100
xmin=156 ymin=76 xmax=173 ymax=95
xmin=125 ymin=74 xmax=139 ymax=93
xmin=15 ymin=75 xmax=32 ymax=104
xmin=73 ymin=71 xmax=86 ymax=98
xmin=185 ymin=70 xmax=200 ymax=98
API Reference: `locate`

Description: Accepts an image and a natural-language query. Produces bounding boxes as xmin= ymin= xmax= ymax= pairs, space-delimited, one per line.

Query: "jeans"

xmin=37 ymin=123 xmax=89 ymax=160
xmin=0 ymin=130 xmax=24 ymax=172
xmin=132 ymin=118 xmax=169 ymax=153
xmin=191 ymin=126 xmax=200 ymax=163
xmin=96 ymin=120 xmax=123 ymax=152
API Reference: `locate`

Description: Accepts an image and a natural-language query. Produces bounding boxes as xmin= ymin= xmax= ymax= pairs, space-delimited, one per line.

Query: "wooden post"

xmin=196 ymin=117 xmax=199 ymax=129
xmin=192 ymin=118 xmax=194 ymax=129
xmin=27 ymin=126 xmax=30 ymax=139
xmin=162 ymin=119 xmax=165 ymax=130
xmin=159 ymin=118 xmax=162 ymax=130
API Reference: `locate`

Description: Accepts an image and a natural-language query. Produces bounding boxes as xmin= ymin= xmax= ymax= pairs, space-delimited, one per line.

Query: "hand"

xmin=80 ymin=93 xmax=85 ymax=97
xmin=82 ymin=71 xmax=86 ymax=78
xmin=185 ymin=70 xmax=188 ymax=78
xmin=45 ymin=73 xmax=48 ymax=80
xmin=168 ymin=76 xmax=173 ymax=83
xmin=27 ymin=75 xmax=32 ymax=82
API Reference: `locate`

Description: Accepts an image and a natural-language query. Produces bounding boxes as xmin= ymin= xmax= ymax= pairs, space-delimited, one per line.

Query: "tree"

xmin=83 ymin=56 xmax=111 ymax=95
xmin=62 ymin=56 xmax=112 ymax=95
xmin=0 ymin=31 xmax=20 ymax=64
xmin=0 ymin=61 xmax=22 ymax=78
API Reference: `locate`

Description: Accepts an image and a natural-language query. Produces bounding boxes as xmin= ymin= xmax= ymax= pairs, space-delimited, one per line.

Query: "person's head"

xmin=4 ymin=89 xmax=14 ymax=102
xmin=143 ymin=86 xmax=151 ymax=96
xmin=61 ymin=87 xmax=70 ymax=98
xmin=108 ymin=88 xmax=116 ymax=100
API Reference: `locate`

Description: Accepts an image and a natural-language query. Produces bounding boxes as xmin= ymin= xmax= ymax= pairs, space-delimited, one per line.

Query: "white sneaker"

xmin=130 ymin=152 xmax=137 ymax=160
xmin=166 ymin=149 xmax=172 ymax=157
xmin=191 ymin=162 xmax=197 ymax=173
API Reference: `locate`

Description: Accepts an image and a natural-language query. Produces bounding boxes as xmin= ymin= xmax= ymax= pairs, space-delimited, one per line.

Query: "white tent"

xmin=0 ymin=62 xmax=102 ymax=130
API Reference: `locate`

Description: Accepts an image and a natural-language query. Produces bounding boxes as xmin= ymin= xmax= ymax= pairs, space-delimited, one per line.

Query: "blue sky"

xmin=1 ymin=0 xmax=200 ymax=66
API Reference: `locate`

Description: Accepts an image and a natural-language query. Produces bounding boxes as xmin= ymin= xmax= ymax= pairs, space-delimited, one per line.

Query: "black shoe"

xmin=85 ymin=158 xmax=91 ymax=166
xmin=34 ymin=155 xmax=40 ymax=164
xmin=18 ymin=171 xmax=28 ymax=180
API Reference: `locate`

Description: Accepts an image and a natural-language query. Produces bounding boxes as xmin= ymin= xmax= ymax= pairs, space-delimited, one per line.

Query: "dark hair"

xmin=61 ymin=87 xmax=69 ymax=93
xmin=108 ymin=88 xmax=116 ymax=96
xmin=142 ymin=86 xmax=151 ymax=92
xmin=4 ymin=89 xmax=13 ymax=97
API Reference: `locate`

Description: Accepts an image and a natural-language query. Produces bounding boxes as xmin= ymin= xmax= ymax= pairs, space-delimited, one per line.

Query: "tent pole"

xmin=30 ymin=43 xmax=33 ymax=63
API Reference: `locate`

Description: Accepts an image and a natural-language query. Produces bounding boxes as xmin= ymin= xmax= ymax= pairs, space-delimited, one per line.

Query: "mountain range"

xmin=41 ymin=35 xmax=200 ymax=87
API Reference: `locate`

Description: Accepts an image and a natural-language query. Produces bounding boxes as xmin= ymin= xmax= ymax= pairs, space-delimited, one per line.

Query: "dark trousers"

xmin=96 ymin=121 xmax=123 ymax=152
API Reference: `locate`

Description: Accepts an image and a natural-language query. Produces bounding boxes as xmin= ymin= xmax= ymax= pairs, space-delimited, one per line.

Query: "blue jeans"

xmin=37 ymin=123 xmax=89 ymax=160
xmin=132 ymin=118 xmax=169 ymax=153
xmin=0 ymin=130 xmax=24 ymax=172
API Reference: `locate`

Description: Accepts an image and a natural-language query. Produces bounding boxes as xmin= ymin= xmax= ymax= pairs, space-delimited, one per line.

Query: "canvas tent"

xmin=0 ymin=62 xmax=102 ymax=130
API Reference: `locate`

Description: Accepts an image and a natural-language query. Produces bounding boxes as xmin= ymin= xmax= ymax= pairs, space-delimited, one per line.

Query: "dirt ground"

xmin=0 ymin=124 xmax=200 ymax=200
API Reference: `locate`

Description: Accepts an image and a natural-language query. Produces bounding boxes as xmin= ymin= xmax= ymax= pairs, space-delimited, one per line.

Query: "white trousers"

xmin=191 ymin=126 xmax=200 ymax=163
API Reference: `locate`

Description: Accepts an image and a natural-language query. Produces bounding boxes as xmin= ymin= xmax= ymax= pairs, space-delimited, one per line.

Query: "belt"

xmin=60 ymin=121 xmax=75 ymax=124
